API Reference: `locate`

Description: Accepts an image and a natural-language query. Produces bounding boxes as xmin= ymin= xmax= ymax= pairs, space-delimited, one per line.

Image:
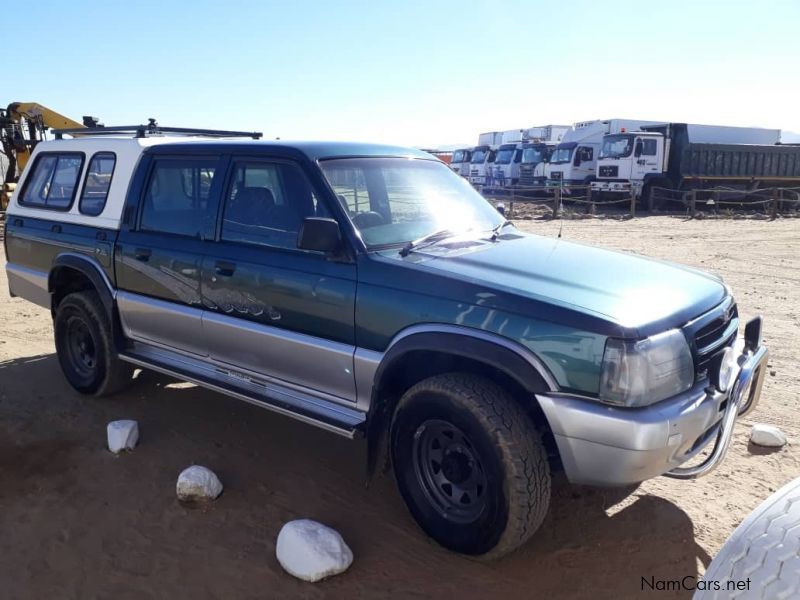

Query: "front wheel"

xmin=54 ymin=291 xmax=132 ymax=396
xmin=390 ymin=373 xmax=551 ymax=559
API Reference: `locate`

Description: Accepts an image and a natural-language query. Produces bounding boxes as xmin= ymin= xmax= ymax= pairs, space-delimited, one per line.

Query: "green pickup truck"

xmin=4 ymin=124 xmax=769 ymax=558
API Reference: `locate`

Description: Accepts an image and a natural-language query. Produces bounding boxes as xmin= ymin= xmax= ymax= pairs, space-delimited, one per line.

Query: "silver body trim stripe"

xmin=203 ymin=311 xmax=357 ymax=403
xmin=5 ymin=264 xmax=50 ymax=309
xmin=117 ymin=291 xmax=208 ymax=357
xmin=120 ymin=341 xmax=365 ymax=438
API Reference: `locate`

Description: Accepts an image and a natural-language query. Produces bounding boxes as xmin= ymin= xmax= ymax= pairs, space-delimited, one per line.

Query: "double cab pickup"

xmin=4 ymin=124 xmax=769 ymax=558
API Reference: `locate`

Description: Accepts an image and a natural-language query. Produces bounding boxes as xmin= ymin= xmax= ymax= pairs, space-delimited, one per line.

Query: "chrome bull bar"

xmin=665 ymin=341 xmax=768 ymax=480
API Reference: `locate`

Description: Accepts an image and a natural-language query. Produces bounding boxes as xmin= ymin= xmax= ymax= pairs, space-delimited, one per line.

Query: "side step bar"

xmin=119 ymin=342 xmax=366 ymax=439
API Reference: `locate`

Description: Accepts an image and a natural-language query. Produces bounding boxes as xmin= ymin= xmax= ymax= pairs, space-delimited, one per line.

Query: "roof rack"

xmin=52 ymin=118 xmax=262 ymax=140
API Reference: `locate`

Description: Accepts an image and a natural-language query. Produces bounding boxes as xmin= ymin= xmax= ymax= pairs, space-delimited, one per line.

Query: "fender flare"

xmin=365 ymin=325 xmax=559 ymax=480
xmin=49 ymin=253 xmax=115 ymax=315
xmin=48 ymin=253 xmax=126 ymax=351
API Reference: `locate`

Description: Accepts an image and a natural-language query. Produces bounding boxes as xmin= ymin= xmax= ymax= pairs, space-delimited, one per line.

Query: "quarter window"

xmin=140 ymin=159 xmax=217 ymax=237
xmin=79 ymin=152 xmax=116 ymax=215
xmin=221 ymin=161 xmax=327 ymax=250
xmin=19 ymin=153 xmax=84 ymax=209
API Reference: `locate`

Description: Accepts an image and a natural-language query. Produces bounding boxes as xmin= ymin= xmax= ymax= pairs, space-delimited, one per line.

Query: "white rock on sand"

xmin=276 ymin=519 xmax=353 ymax=582
xmin=750 ymin=424 xmax=787 ymax=448
xmin=107 ymin=420 xmax=139 ymax=454
xmin=176 ymin=466 xmax=223 ymax=501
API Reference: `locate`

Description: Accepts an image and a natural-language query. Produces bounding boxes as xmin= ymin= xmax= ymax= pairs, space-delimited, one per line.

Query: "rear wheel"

xmin=390 ymin=373 xmax=550 ymax=559
xmin=54 ymin=291 xmax=132 ymax=396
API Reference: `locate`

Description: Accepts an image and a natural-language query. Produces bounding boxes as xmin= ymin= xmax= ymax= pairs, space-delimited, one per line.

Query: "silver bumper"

xmin=536 ymin=329 xmax=769 ymax=486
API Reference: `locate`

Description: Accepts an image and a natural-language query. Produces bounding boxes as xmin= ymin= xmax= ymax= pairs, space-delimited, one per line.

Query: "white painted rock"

xmin=176 ymin=466 xmax=223 ymax=501
xmin=750 ymin=424 xmax=787 ymax=448
xmin=107 ymin=420 xmax=139 ymax=453
xmin=276 ymin=519 xmax=353 ymax=582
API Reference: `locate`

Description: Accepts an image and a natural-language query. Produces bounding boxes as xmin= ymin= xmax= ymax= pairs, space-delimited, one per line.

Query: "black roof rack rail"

xmin=52 ymin=118 xmax=262 ymax=140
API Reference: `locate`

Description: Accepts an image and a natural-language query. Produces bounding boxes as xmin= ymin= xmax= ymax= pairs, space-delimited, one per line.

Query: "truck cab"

xmin=468 ymin=144 xmax=496 ymax=186
xmin=449 ymin=147 xmax=473 ymax=177
xmin=517 ymin=142 xmax=554 ymax=186
xmin=491 ymin=143 xmax=523 ymax=186
xmin=592 ymin=132 xmax=665 ymax=198
xmin=545 ymin=141 xmax=597 ymax=187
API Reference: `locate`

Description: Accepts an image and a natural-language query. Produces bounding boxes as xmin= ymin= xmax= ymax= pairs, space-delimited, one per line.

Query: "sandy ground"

xmin=0 ymin=216 xmax=798 ymax=599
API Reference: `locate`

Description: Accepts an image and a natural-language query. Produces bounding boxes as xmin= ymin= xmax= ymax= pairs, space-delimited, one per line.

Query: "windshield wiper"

xmin=399 ymin=228 xmax=459 ymax=257
xmin=489 ymin=220 xmax=513 ymax=241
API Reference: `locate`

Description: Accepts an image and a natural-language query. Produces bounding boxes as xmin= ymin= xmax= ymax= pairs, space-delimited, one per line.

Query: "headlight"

xmin=599 ymin=329 xmax=694 ymax=407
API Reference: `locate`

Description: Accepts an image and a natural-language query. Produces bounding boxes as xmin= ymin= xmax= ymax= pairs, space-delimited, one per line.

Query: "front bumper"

xmin=536 ymin=319 xmax=768 ymax=486
xmin=591 ymin=180 xmax=631 ymax=192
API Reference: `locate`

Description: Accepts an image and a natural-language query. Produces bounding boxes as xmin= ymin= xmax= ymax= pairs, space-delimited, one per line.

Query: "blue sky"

xmin=9 ymin=0 xmax=800 ymax=146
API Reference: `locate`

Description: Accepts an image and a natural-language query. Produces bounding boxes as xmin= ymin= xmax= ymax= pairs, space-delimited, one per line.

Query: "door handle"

xmin=12 ymin=218 xmax=23 ymax=227
xmin=134 ymin=248 xmax=152 ymax=261
xmin=51 ymin=224 xmax=62 ymax=233
xmin=214 ymin=261 xmax=236 ymax=276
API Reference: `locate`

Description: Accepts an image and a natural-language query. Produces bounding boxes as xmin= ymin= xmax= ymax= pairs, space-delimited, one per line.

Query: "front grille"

xmin=688 ymin=301 xmax=739 ymax=383
xmin=599 ymin=165 xmax=618 ymax=177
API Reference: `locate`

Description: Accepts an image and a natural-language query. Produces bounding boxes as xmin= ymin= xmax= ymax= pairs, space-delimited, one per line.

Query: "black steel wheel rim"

xmin=65 ymin=316 xmax=97 ymax=378
xmin=412 ymin=419 xmax=488 ymax=523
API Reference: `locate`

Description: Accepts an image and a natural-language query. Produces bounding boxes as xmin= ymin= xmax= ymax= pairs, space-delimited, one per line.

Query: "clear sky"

xmin=8 ymin=0 xmax=800 ymax=147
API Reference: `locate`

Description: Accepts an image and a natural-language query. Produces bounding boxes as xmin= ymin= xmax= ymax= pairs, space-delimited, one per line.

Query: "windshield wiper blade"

xmin=489 ymin=220 xmax=513 ymax=241
xmin=399 ymin=228 xmax=458 ymax=257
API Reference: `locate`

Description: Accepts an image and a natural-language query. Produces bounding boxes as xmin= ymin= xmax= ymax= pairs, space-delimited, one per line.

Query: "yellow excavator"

xmin=1 ymin=102 xmax=98 ymax=210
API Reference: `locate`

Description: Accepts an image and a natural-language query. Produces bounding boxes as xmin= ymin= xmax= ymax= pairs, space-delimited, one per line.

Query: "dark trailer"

xmin=642 ymin=123 xmax=800 ymax=188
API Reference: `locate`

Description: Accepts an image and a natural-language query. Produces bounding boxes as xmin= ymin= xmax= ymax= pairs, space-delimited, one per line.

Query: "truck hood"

xmin=407 ymin=232 xmax=726 ymax=338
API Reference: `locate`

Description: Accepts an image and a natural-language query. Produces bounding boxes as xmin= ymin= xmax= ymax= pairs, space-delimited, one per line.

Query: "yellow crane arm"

xmin=9 ymin=102 xmax=84 ymax=130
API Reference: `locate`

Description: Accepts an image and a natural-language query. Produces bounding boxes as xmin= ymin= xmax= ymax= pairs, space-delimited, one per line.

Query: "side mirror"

xmin=634 ymin=140 xmax=643 ymax=157
xmin=297 ymin=217 xmax=342 ymax=253
xmin=573 ymin=153 xmax=581 ymax=167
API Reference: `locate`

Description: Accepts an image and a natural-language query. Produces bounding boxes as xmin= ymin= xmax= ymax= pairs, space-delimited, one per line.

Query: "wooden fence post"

xmin=510 ymin=187 xmax=515 ymax=220
xmin=629 ymin=189 xmax=636 ymax=218
xmin=553 ymin=187 xmax=561 ymax=218
xmin=771 ymin=188 xmax=779 ymax=219
xmin=689 ymin=190 xmax=697 ymax=217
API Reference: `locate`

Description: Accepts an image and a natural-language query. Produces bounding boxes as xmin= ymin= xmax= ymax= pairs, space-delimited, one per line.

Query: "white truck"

xmin=517 ymin=125 xmax=570 ymax=187
xmin=449 ymin=148 xmax=473 ymax=177
xmin=468 ymin=144 xmax=497 ymax=185
xmin=492 ymin=126 xmax=570 ymax=187
xmin=545 ymin=119 xmax=664 ymax=189
xmin=590 ymin=123 xmax=793 ymax=209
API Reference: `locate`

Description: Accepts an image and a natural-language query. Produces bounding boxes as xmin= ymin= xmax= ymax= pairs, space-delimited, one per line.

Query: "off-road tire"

xmin=54 ymin=291 xmax=132 ymax=396
xmin=696 ymin=477 xmax=800 ymax=599
xmin=390 ymin=373 xmax=550 ymax=559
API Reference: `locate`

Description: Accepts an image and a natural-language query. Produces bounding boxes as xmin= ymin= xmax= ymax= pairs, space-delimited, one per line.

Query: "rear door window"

xmin=140 ymin=158 xmax=218 ymax=237
xmin=19 ymin=153 xmax=84 ymax=210
xmin=79 ymin=152 xmax=116 ymax=215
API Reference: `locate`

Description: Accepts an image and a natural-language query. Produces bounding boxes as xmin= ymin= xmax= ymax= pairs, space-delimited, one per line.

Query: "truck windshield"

xmin=320 ymin=158 xmax=504 ymax=249
xmin=494 ymin=148 xmax=516 ymax=164
xmin=600 ymin=134 xmax=634 ymax=159
xmin=549 ymin=146 xmax=573 ymax=164
xmin=452 ymin=150 xmax=471 ymax=163
xmin=471 ymin=150 xmax=488 ymax=163
xmin=521 ymin=147 xmax=546 ymax=164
